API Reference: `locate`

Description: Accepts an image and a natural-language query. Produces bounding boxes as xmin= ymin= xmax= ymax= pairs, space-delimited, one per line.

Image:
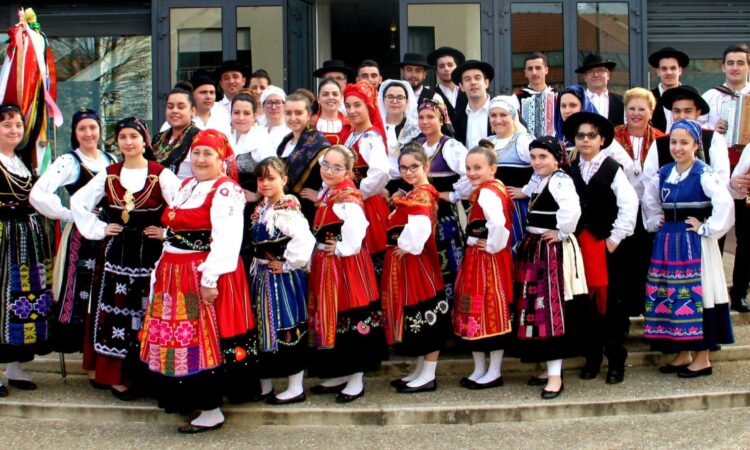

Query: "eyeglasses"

xmin=399 ymin=164 xmax=422 ymax=174
xmin=385 ymin=94 xmax=407 ymax=102
xmin=574 ymin=132 xmax=599 ymax=140
xmin=264 ymin=100 xmax=284 ymax=108
xmin=321 ymin=161 xmax=346 ymax=174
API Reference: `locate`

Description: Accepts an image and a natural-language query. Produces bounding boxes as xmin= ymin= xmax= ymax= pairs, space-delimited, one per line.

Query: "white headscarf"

xmin=489 ymin=95 xmax=527 ymax=134
xmin=260 ymin=85 xmax=287 ymax=105
xmin=377 ymin=79 xmax=420 ymax=147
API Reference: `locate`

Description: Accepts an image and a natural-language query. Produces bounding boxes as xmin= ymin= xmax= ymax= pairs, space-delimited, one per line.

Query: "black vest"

xmin=526 ymin=172 xmax=563 ymax=230
xmin=655 ymin=130 xmax=714 ymax=168
xmin=566 ymin=156 xmax=620 ymax=240
xmin=64 ymin=151 xmax=115 ymax=196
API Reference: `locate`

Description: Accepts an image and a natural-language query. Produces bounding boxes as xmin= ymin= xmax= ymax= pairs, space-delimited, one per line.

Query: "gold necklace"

xmin=0 ymin=159 xmax=32 ymax=201
xmin=106 ymin=173 xmax=159 ymax=223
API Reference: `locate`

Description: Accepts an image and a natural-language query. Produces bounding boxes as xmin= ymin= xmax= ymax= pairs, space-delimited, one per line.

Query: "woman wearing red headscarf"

xmin=139 ymin=129 xmax=258 ymax=433
xmin=342 ymin=81 xmax=392 ymax=276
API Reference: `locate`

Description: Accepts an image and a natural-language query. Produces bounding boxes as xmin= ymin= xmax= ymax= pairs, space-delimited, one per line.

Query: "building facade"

xmin=2 ymin=0 xmax=750 ymax=151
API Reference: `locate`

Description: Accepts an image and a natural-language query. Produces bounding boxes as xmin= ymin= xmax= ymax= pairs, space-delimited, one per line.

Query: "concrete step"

xmin=2 ymin=361 xmax=750 ymax=426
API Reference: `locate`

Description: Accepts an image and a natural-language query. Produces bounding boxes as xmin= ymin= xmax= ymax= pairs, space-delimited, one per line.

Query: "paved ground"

xmin=1 ymin=408 xmax=749 ymax=449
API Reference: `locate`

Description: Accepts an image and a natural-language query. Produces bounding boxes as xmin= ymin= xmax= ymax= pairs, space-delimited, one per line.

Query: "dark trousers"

xmin=731 ymin=199 xmax=750 ymax=302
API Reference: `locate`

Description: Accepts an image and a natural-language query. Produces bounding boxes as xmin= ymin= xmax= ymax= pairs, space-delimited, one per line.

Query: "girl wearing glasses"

xmin=453 ymin=140 xmax=514 ymax=390
xmin=377 ymin=80 xmax=420 ymax=194
xmin=382 ymin=143 xmax=448 ymax=393
xmin=307 ymin=146 xmax=387 ymax=403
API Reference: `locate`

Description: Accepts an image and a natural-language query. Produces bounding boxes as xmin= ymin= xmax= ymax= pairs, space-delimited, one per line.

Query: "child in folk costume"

xmin=139 ymin=129 xmax=258 ymax=433
xmin=453 ymin=140 xmax=514 ymax=390
xmin=563 ymin=112 xmax=638 ymax=385
xmin=642 ymin=119 xmax=734 ymax=378
xmin=515 ymin=136 xmax=587 ymax=400
xmin=382 ymin=143 xmax=449 ymax=394
xmin=250 ymin=157 xmax=315 ymax=405
xmin=308 ymin=145 xmax=387 ymax=403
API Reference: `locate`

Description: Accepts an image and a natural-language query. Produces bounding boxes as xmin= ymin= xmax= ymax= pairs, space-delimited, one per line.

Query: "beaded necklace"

xmin=0 ymin=156 xmax=32 ymax=201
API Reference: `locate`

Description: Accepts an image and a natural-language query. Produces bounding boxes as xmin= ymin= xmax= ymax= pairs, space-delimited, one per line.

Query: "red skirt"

xmin=362 ymin=196 xmax=389 ymax=254
xmin=381 ymin=246 xmax=444 ymax=345
xmin=308 ymin=246 xmax=379 ymax=349
xmin=453 ymin=245 xmax=513 ymax=340
xmin=577 ymin=229 xmax=608 ymax=314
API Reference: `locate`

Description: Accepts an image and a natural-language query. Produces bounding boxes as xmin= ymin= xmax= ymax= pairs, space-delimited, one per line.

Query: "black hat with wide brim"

xmin=427 ymin=47 xmax=466 ymax=67
xmin=563 ymin=111 xmax=615 ymax=148
xmin=661 ymin=85 xmax=710 ymax=114
xmin=451 ymin=60 xmax=494 ymax=85
xmin=648 ymin=47 xmax=690 ymax=69
xmin=214 ymin=60 xmax=251 ymax=80
xmin=313 ymin=59 xmax=355 ymax=79
xmin=575 ymin=53 xmax=617 ymax=74
xmin=399 ymin=52 xmax=434 ymax=69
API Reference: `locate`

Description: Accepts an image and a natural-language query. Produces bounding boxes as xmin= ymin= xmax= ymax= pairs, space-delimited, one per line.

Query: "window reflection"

xmin=577 ymin=2 xmax=629 ymax=92
xmin=407 ymin=4 xmax=481 ymax=59
xmin=511 ymin=3 xmax=564 ymax=90
xmin=237 ymin=6 xmax=284 ymax=87
xmin=170 ymin=8 xmax=222 ymax=86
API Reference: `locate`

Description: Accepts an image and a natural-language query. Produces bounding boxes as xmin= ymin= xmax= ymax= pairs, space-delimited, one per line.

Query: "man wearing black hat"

xmin=452 ymin=60 xmax=494 ymax=148
xmin=648 ymin=47 xmax=689 ymax=133
xmin=514 ymin=52 xmax=557 ymax=138
xmin=576 ymin=53 xmax=624 ymax=126
xmin=356 ymin=60 xmax=383 ymax=89
xmin=216 ymin=60 xmax=251 ymax=117
xmin=564 ymin=111 xmax=638 ymax=385
xmin=314 ymin=59 xmax=355 ymax=92
xmin=427 ymin=47 xmax=467 ymax=121
xmin=400 ymin=53 xmax=437 ymax=106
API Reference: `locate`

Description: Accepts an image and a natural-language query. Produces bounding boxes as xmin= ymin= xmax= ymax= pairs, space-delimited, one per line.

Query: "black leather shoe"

xmin=541 ymin=382 xmax=564 ymax=400
xmin=177 ymin=422 xmax=224 ymax=434
xmin=527 ymin=376 xmax=547 ymax=386
xmin=731 ymin=297 xmax=750 ymax=313
xmin=8 ymin=379 xmax=37 ymax=390
xmin=335 ymin=389 xmax=364 ymax=403
xmin=606 ymin=368 xmax=624 ymax=384
xmin=677 ymin=366 xmax=713 ymax=378
xmin=0 ymin=385 xmax=8 ymax=397
xmin=467 ymin=377 xmax=503 ymax=390
xmin=110 ymin=387 xmax=140 ymax=401
xmin=310 ymin=383 xmax=346 ymax=395
xmin=266 ymin=392 xmax=306 ymax=405
xmin=579 ymin=367 xmax=599 ymax=380
xmin=458 ymin=377 xmax=475 ymax=388
xmin=658 ymin=363 xmax=690 ymax=374
xmin=397 ymin=379 xmax=437 ymax=394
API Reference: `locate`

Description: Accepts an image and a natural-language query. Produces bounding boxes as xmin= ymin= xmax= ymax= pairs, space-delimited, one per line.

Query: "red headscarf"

xmin=191 ymin=129 xmax=238 ymax=180
xmin=343 ymin=81 xmax=388 ymax=149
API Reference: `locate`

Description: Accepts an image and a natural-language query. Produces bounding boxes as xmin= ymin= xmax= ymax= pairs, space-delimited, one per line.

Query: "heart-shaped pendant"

xmin=660 ymin=187 xmax=671 ymax=202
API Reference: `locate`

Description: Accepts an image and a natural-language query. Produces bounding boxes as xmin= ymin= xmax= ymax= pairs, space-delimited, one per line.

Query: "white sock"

xmin=275 ymin=371 xmax=304 ymax=400
xmin=190 ymin=407 xmax=225 ymax=427
xmin=320 ymin=376 xmax=349 ymax=387
xmin=468 ymin=352 xmax=487 ymax=381
xmin=260 ymin=378 xmax=274 ymax=395
xmin=547 ymin=359 xmax=563 ymax=377
xmin=402 ymin=356 xmax=425 ymax=382
xmin=6 ymin=362 xmax=32 ymax=382
xmin=406 ymin=360 xmax=437 ymax=388
xmin=476 ymin=350 xmax=504 ymax=384
xmin=341 ymin=372 xmax=364 ymax=396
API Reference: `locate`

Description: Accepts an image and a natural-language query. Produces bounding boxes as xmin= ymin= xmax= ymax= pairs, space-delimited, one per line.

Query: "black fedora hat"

xmin=648 ymin=47 xmax=690 ymax=69
xmin=563 ymin=111 xmax=615 ymax=148
xmin=190 ymin=70 xmax=217 ymax=90
xmin=661 ymin=85 xmax=710 ymax=114
xmin=215 ymin=60 xmax=251 ymax=80
xmin=313 ymin=59 xmax=355 ymax=79
xmin=399 ymin=53 xmax=434 ymax=69
xmin=427 ymin=47 xmax=466 ymax=67
xmin=451 ymin=60 xmax=494 ymax=85
xmin=575 ymin=53 xmax=616 ymax=74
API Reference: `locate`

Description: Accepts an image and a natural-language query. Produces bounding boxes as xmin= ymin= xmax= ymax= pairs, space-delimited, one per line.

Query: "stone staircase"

xmin=1 ymin=312 xmax=749 ymax=426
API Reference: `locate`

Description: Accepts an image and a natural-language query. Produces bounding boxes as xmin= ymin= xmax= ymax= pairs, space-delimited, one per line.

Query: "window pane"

xmin=237 ymin=6 xmax=284 ymax=87
xmin=50 ymin=36 xmax=153 ymax=154
xmin=512 ymin=3 xmax=564 ymax=90
xmin=407 ymin=4 xmax=481 ymax=59
xmin=577 ymin=2 xmax=629 ymax=92
xmin=170 ymin=8 xmax=222 ymax=86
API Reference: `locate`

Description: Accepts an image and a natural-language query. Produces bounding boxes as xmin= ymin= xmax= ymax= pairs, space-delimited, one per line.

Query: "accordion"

xmin=520 ymin=91 xmax=557 ymax=138
xmin=720 ymin=94 xmax=750 ymax=147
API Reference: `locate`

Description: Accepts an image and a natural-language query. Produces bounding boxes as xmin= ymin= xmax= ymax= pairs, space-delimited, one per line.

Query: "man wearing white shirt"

xmin=648 ymin=47 xmax=689 ymax=132
xmin=576 ymin=53 xmax=624 ymax=125
xmin=452 ymin=60 xmax=494 ymax=148
xmin=215 ymin=60 xmax=250 ymax=118
xmin=701 ymin=43 xmax=750 ymax=135
xmin=514 ymin=52 xmax=558 ymax=138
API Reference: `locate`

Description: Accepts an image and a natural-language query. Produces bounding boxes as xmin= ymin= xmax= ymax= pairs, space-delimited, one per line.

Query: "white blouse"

xmin=344 ymin=131 xmax=391 ymax=200
xmin=255 ymin=197 xmax=315 ymax=272
xmin=70 ymin=166 xmax=180 ymax=241
xmin=30 ymin=150 xmax=112 ymax=222
xmin=525 ymin=171 xmax=581 ymax=240
xmin=642 ymin=164 xmax=735 ymax=238
xmin=316 ymin=118 xmax=343 ymax=134
xmin=0 ymin=153 xmax=31 ymax=177
xmin=398 ymin=214 xmax=432 ymax=255
xmin=421 ymin=138 xmax=473 ymax=201
xmin=267 ymin=124 xmax=292 ymax=151
xmin=466 ymin=188 xmax=510 ymax=254
xmin=230 ymin=127 xmax=275 ymax=162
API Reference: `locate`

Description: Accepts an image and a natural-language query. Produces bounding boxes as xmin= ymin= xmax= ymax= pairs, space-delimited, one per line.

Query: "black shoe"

xmin=88 ymin=379 xmax=109 ymax=390
xmin=310 ymin=383 xmax=346 ymax=395
xmin=677 ymin=366 xmax=713 ymax=378
xmin=606 ymin=368 xmax=624 ymax=384
xmin=110 ymin=387 xmax=140 ymax=401
xmin=459 ymin=377 xmax=476 ymax=388
xmin=390 ymin=378 xmax=410 ymax=389
xmin=0 ymin=385 xmax=8 ymax=397
xmin=335 ymin=389 xmax=364 ymax=403
xmin=266 ymin=392 xmax=306 ymax=405
xmin=541 ymin=382 xmax=564 ymax=400
xmin=579 ymin=367 xmax=599 ymax=380
xmin=397 ymin=379 xmax=437 ymax=394
xmin=527 ymin=376 xmax=547 ymax=387
xmin=658 ymin=363 xmax=690 ymax=374
xmin=731 ymin=297 xmax=750 ymax=313
xmin=177 ymin=422 xmax=224 ymax=434
xmin=467 ymin=377 xmax=503 ymax=390
xmin=8 ymin=379 xmax=37 ymax=390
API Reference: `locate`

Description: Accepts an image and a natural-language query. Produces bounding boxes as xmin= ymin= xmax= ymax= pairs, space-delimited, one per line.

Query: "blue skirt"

xmin=510 ymin=198 xmax=528 ymax=257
